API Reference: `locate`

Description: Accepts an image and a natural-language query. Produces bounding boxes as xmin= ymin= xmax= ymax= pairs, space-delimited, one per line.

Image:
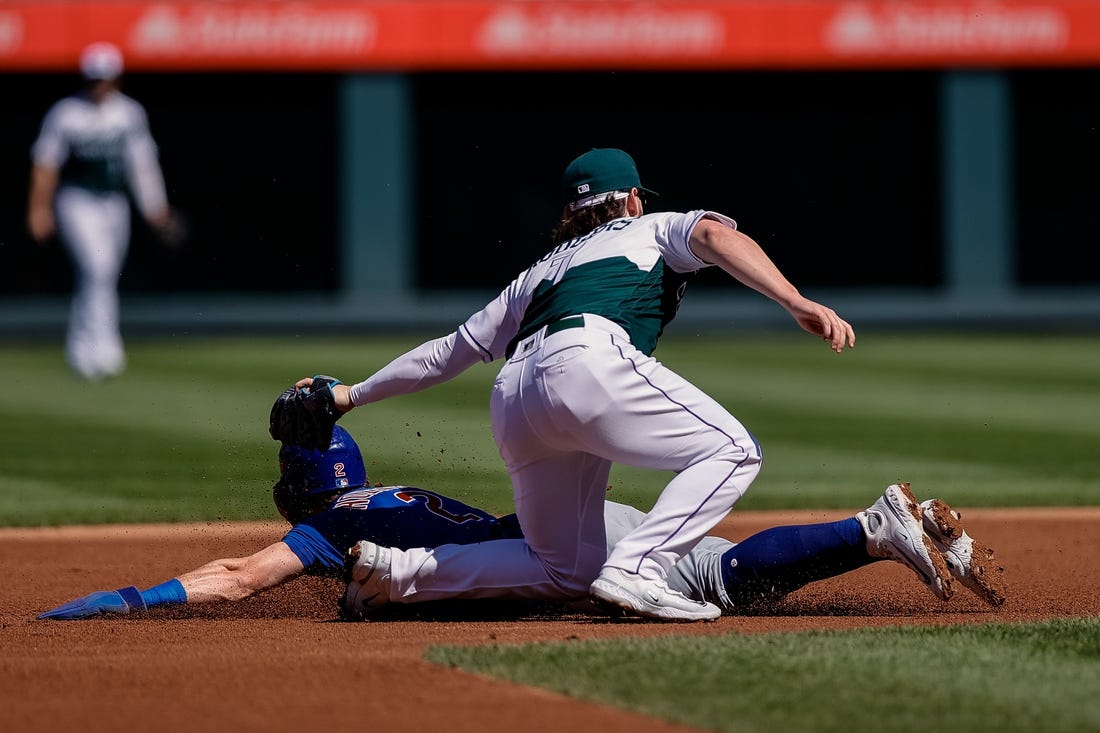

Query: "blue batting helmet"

xmin=273 ymin=425 xmax=367 ymax=522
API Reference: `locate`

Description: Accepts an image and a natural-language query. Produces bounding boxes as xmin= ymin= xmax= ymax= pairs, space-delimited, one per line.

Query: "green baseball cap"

xmin=561 ymin=148 xmax=659 ymax=207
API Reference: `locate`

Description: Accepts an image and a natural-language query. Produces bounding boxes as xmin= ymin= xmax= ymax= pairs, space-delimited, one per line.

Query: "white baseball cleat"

xmin=920 ymin=499 xmax=1007 ymax=608
xmin=590 ymin=568 xmax=721 ymax=622
xmin=857 ymin=483 xmax=954 ymax=601
xmin=341 ymin=540 xmax=393 ymax=620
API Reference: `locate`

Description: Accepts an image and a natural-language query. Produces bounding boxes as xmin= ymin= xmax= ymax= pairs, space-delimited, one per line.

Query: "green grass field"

xmin=428 ymin=617 xmax=1100 ymax=733
xmin=3 ymin=332 xmax=1098 ymax=732
xmin=1 ymin=331 xmax=1097 ymax=525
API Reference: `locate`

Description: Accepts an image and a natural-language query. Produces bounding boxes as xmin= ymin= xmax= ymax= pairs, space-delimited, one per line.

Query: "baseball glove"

xmin=269 ymin=375 xmax=345 ymax=451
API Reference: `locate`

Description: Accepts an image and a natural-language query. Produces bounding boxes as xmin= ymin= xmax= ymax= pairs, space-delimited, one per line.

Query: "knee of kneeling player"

xmin=715 ymin=439 xmax=763 ymax=479
xmin=543 ymin=556 xmax=602 ymax=598
xmin=741 ymin=437 xmax=764 ymax=470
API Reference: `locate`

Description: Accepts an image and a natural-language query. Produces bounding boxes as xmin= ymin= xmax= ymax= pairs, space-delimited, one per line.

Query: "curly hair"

xmin=551 ymin=194 xmax=632 ymax=245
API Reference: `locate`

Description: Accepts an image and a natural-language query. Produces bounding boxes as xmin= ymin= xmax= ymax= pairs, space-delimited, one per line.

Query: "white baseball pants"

xmin=383 ymin=314 xmax=762 ymax=603
xmin=55 ymin=187 xmax=130 ymax=380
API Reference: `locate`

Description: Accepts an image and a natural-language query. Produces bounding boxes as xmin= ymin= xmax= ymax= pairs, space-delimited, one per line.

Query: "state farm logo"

xmin=479 ymin=6 xmax=723 ymax=56
xmin=0 ymin=11 xmax=22 ymax=54
xmin=131 ymin=4 xmax=376 ymax=56
xmin=826 ymin=3 xmax=1068 ymax=54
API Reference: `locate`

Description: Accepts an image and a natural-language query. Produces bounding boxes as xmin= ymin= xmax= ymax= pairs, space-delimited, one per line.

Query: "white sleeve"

xmin=656 ymin=210 xmax=737 ymax=273
xmin=348 ymin=271 xmax=530 ymax=405
xmin=456 ymin=278 xmax=527 ymax=363
xmin=124 ymin=102 xmax=169 ymax=218
xmin=30 ymin=103 xmax=68 ymax=169
xmin=347 ymin=330 xmax=483 ymax=407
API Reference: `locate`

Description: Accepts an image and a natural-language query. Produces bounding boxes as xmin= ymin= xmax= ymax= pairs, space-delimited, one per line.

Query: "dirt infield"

xmin=2 ymin=507 xmax=1097 ymax=733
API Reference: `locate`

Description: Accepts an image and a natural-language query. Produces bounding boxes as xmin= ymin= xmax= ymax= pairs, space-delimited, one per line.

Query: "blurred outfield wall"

xmin=1 ymin=1 xmax=1098 ymax=334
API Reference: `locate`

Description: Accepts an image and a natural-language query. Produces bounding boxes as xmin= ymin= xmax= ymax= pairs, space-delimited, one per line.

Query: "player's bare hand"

xmin=787 ymin=298 xmax=856 ymax=353
xmin=148 ymin=207 xmax=188 ymax=249
xmin=331 ymin=384 xmax=353 ymax=413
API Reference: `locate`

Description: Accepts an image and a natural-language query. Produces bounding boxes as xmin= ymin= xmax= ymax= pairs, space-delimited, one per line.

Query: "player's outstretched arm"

xmin=689 ymin=219 xmax=856 ymax=353
xmin=37 ymin=542 xmax=305 ymax=620
xmin=297 ymin=330 xmax=484 ymax=411
xmin=175 ymin=541 xmax=305 ymax=603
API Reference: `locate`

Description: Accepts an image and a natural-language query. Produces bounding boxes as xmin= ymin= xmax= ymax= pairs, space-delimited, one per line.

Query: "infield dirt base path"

xmin=2 ymin=507 xmax=1097 ymax=733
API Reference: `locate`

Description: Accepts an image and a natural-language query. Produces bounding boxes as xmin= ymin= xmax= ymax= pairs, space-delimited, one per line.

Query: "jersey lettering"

xmin=534 ymin=219 xmax=634 ymax=266
xmin=392 ymin=489 xmax=484 ymax=525
xmin=332 ymin=485 xmax=389 ymax=511
xmin=544 ymin=255 xmax=571 ymax=284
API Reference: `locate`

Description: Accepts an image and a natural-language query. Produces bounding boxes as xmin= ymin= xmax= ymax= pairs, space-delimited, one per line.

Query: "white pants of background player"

xmin=55 ymin=186 xmax=130 ymax=380
xmin=382 ymin=316 xmax=761 ymax=602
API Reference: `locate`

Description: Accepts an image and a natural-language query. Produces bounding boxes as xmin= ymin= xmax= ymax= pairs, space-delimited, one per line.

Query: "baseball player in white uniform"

xmin=314 ymin=148 xmax=856 ymax=621
xmin=27 ymin=42 xmax=177 ymax=380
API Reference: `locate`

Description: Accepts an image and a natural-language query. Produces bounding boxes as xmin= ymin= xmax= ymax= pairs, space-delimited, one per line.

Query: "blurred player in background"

xmin=26 ymin=41 xmax=183 ymax=381
xmin=37 ymin=426 xmax=1004 ymax=620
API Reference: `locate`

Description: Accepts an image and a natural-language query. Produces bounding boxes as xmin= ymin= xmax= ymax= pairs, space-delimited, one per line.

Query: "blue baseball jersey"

xmin=281 ymin=485 xmax=522 ymax=574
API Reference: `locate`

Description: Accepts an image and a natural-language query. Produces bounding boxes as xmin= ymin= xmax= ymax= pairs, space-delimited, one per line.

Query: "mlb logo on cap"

xmin=561 ymin=148 xmax=658 ymax=207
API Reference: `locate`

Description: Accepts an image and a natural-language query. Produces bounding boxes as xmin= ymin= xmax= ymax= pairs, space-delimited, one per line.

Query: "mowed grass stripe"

xmin=1 ymin=333 xmax=1097 ymax=525
xmin=426 ymin=617 xmax=1100 ymax=733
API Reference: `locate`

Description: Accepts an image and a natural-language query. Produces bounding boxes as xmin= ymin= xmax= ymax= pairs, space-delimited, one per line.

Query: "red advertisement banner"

xmin=1 ymin=1 xmax=1098 ymax=72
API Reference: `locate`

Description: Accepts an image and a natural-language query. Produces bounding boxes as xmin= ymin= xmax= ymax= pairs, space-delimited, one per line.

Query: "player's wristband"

xmin=139 ymin=578 xmax=187 ymax=607
xmin=115 ymin=586 xmax=148 ymax=612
